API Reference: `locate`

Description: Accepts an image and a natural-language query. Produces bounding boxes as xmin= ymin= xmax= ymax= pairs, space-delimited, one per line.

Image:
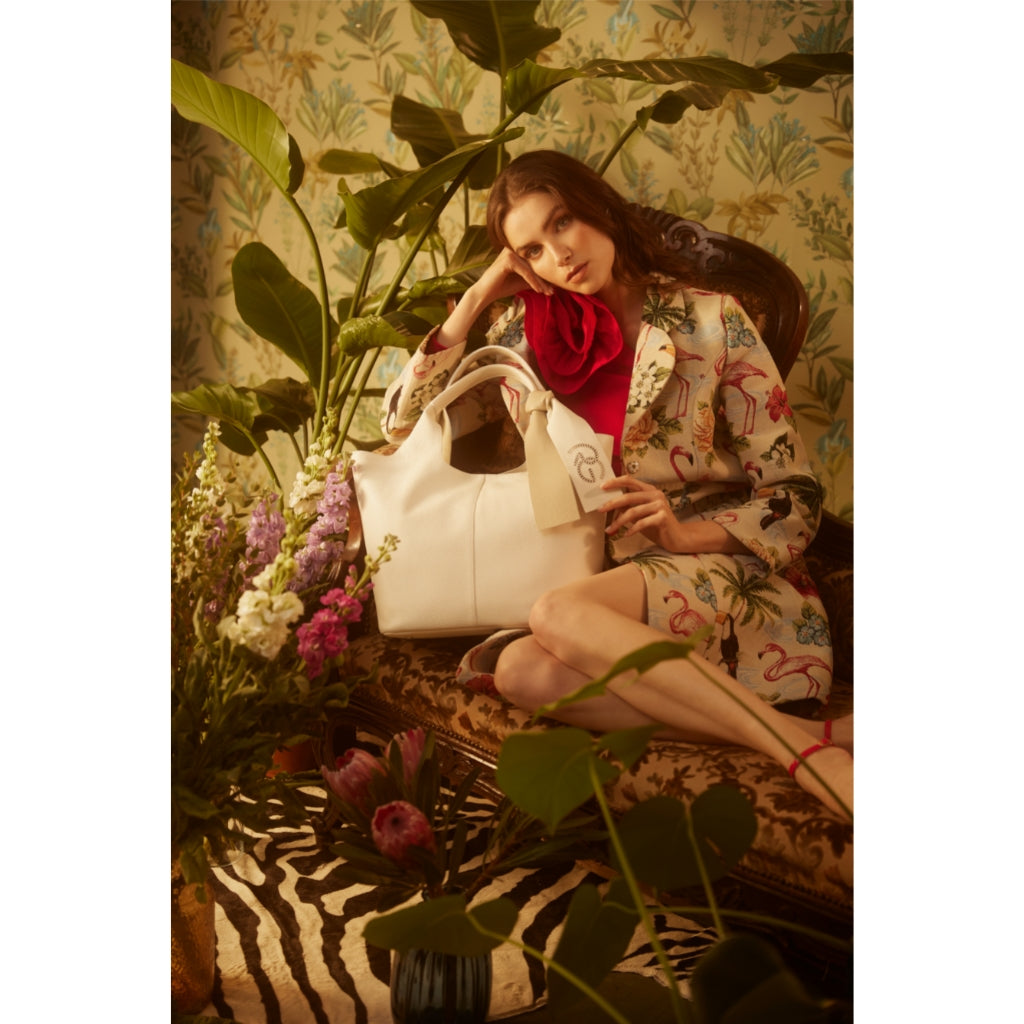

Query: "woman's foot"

xmin=826 ymin=714 xmax=853 ymax=755
xmin=791 ymin=744 xmax=853 ymax=821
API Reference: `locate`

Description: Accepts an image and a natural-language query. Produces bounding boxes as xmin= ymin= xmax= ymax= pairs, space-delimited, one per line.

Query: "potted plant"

xmin=316 ymin=725 xmax=601 ymax=1022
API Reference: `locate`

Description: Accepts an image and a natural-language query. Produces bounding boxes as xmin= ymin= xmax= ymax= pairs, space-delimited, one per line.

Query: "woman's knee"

xmin=493 ymin=635 xmax=551 ymax=709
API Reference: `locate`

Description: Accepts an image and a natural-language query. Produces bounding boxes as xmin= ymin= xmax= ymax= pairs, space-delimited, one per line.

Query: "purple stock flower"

xmin=291 ymin=468 xmax=353 ymax=592
xmin=241 ymin=495 xmax=285 ymax=583
xmin=371 ymin=801 xmax=437 ymax=867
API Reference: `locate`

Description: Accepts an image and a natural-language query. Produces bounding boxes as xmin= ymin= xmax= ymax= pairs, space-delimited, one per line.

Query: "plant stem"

xmin=588 ymin=758 xmax=689 ymax=1024
xmin=683 ymin=805 xmax=726 ymax=938
xmin=598 ymin=122 xmax=639 ymax=177
xmin=336 ymin=349 xmax=382 ymax=452
xmin=284 ymin=194 xmax=332 ymax=443
xmin=237 ymin=427 xmax=282 ymax=492
xmin=469 ymin=921 xmax=632 ymax=1024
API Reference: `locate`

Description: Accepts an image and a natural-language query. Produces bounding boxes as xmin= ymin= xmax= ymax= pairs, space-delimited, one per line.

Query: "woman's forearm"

xmin=669 ymin=518 xmax=748 ymax=555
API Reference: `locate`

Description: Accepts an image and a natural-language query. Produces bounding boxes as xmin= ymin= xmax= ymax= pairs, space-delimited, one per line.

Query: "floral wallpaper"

xmin=171 ymin=0 xmax=853 ymax=519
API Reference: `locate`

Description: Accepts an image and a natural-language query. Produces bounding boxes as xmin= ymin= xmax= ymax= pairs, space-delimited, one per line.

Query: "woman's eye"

xmin=524 ymin=245 xmax=541 ymax=259
xmin=556 ymin=214 xmax=572 ymax=230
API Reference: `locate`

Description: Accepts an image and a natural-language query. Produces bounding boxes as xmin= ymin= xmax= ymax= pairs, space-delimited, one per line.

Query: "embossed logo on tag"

xmin=569 ymin=442 xmax=603 ymax=483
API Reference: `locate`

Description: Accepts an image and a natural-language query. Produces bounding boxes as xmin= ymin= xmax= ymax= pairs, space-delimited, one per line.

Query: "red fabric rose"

xmin=520 ymin=289 xmax=624 ymax=394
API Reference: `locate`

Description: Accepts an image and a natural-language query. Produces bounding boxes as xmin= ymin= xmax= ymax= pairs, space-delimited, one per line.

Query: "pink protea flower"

xmin=386 ymin=727 xmax=426 ymax=786
xmin=371 ymin=800 xmax=436 ymax=867
xmin=320 ymin=748 xmax=384 ymax=815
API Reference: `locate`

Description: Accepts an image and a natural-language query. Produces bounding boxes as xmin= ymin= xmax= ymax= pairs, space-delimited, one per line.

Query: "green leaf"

xmin=410 ymin=1 xmax=560 ymax=75
xmin=496 ymin=730 xmax=617 ymax=832
xmin=507 ymin=52 xmax=850 ymax=119
xmin=232 ymin=242 xmax=334 ymax=385
xmin=391 ymin=95 xmax=499 ymax=190
xmin=615 ymin=787 xmax=757 ymax=891
xmin=759 ymin=51 xmax=853 ymax=89
xmin=635 ymin=83 xmax=732 ymax=129
xmin=445 ymin=225 xmax=497 ymax=277
xmin=548 ymin=878 xmax=639 ymax=1011
xmin=341 ymin=130 xmax=523 ymax=249
xmin=362 ymin=894 xmax=517 ymax=956
xmin=595 ymin=725 xmax=659 ymax=773
xmin=171 ymin=785 xmax=222 ymax=820
xmin=171 ymin=59 xmax=298 ymax=194
xmin=536 ymin=634 xmax=711 ymax=716
xmin=336 ymin=314 xmax=421 ymax=356
xmin=249 ymin=378 xmax=316 ymax=434
xmin=690 ymin=934 xmax=832 ymax=1023
xmin=172 ymin=381 xmax=260 ymax=426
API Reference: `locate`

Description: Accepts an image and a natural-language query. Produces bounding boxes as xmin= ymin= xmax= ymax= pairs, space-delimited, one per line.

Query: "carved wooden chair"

xmin=634 ymin=204 xmax=809 ymax=380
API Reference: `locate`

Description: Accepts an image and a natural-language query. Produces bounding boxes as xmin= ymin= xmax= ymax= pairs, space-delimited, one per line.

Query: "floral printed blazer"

xmin=382 ymin=283 xmax=823 ymax=579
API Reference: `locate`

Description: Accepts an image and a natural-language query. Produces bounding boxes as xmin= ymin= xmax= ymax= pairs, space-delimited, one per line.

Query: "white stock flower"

xmin=220 ymin=587 xmax=304 ymax=660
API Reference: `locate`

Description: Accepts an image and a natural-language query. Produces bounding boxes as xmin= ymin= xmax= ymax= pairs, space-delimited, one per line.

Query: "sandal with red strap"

xmin=788 ymin=719 xmax=833 ymax=776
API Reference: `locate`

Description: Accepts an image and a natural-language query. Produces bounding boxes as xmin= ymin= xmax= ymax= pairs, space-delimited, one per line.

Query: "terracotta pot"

xmin=267 ymin=738 xmax=317 ymax=776
xmin=171 ymin=855 xmax=216 ymax=1014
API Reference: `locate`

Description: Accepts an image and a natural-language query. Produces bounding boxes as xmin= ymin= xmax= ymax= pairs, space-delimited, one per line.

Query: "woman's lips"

xmin=566 ymin=262 xmax=587 ymax=283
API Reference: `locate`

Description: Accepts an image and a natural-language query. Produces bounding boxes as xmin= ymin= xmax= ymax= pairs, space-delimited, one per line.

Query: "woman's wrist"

xmin=671 ymin=519 xmax=747 ymax=555
xmin=435 ymin=287 xmax=487 ymax=349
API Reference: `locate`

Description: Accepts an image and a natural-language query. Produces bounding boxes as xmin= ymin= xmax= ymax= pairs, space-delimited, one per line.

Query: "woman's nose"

xmin=556 ymin=245 xmax=573 ymax=265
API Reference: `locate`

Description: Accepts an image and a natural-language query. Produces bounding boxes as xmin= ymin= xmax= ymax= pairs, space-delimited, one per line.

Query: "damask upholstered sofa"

xmin=320 ymin=211 xmax=854 ymax=958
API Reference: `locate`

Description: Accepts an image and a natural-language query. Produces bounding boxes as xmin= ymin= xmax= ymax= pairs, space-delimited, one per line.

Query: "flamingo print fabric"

xmin=384 ymin=284 xmax=832 ymax=705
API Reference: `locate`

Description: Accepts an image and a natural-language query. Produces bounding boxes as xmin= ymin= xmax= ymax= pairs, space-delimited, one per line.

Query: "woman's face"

xmin=501 ymin=191 xmax=617 ymax=298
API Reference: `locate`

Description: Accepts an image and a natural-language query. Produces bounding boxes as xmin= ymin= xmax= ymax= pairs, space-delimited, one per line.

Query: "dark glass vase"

xmin=390 ymin=947 xmax=492 ymax=1024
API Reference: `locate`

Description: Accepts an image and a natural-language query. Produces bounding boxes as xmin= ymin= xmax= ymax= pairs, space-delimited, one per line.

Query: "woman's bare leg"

xmin=494 ymin=564 xmax=852 ymax=819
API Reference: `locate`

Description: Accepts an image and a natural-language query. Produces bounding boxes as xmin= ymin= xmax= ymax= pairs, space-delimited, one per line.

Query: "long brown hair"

xmin=486 ymin=150 xmax=691 ymax=287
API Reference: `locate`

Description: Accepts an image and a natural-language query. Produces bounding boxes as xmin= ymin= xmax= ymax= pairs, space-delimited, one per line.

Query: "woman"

xmin=382 ymin=151 xmax=852 ymax=819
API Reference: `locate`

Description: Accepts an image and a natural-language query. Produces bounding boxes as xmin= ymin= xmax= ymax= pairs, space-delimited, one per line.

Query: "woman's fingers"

xmin=601 ymin=477 xmax=674 ymax=539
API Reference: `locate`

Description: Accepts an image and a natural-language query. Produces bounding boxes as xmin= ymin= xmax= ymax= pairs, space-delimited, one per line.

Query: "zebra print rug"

xmin=203 ymin=785 xmax=717 ymax=1024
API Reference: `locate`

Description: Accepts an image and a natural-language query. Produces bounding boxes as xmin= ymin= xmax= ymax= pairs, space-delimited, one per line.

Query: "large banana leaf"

xmin=170 ymin=59 xmax=302 ymax=195
xmin=410 ymin=0 xmax=560 ymax=76
xmin=171 ymin=382 xmax=269 ymax=456
xmin=341 ymin=129 xmax=523 ymax=250
xmin=390 ymin=95 xmax=499 ymax=189
xmin=231 ymin=242 xmax=336 ymax=386
xmin=506 ymin=52 xmax=854 ymax=118
xmin=171 ymin=380 xmax=312 ymax=456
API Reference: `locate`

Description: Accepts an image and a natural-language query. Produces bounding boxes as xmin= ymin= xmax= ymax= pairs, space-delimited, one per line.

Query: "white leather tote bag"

xmin=351 ymin=350 xmax=618 ymax=638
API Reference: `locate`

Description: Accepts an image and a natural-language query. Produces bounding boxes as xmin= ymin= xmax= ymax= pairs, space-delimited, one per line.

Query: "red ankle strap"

xmin=788 ymin=720 xmax=833 ymax=777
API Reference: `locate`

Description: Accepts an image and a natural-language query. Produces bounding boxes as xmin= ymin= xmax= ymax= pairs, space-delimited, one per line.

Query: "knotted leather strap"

xmin=430 ymin=359 xmax=616 ymax=530
xmin=523 ymin=390 xmax=584 ymax=529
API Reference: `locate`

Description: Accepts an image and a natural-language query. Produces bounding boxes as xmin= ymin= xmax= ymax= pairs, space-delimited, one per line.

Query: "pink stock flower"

xmin=320 ymin=748 xmax=384 ymax=815
xmin=321 ymin=587 xmax=364 ymax=623
xmin=371 ymin=800 xmax=437 ymax=867
xmin=386 ymin=728 xmax=426 ymax=786
xmin=296 ymin=608 xmax=349 ymax=679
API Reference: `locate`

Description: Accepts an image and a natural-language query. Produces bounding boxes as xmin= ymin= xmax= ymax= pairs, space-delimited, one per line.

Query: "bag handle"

xmin=427 ymin=361 xmax=602 ymax=529
xmin=446 ymin=345 xmax=541 ymax=388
